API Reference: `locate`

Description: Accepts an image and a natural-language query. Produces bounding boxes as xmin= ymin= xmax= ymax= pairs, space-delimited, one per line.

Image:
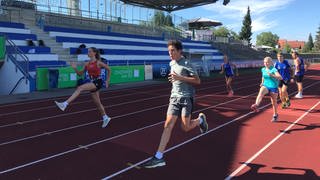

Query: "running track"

xmin=0 ymin=65 xmax=319 ymax=180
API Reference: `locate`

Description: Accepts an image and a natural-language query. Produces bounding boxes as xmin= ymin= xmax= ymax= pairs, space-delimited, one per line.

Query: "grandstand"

xmin=3 ymin=0 xmax=306 ymax=95
xmin=0 ymin=1 xmax=226 ymax=95
xmin=212 ymin=41 xmax=273 ymax=60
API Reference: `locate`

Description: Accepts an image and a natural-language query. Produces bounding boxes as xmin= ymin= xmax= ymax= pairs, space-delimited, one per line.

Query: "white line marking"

xmin=0 ymin=82 xmax=258 ymax=128
xmin=0 ymin=83 xmax=259 ymax=146
xmin=0 ymin=83 xmax=166 ymax=107
xmin=225 ymin=99 xmax=320 ymax=180
xmin=0 ymin=92 xmax=256 ymax=174
xmin=0 ymin=76 xmax=238 ymax=108
xmin=102 ymin=104 xmax=268 ymax=179
xmin=0 ymin=77 xmax=258 ymax=116
xmin=102 ymin=80 xmax=320 ymax=179
xmin=2 ymin=80 xmax=319 ymax=176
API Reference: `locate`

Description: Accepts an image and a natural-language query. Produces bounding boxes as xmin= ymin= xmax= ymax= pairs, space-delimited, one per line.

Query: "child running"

xmin=291 ymin=51 xmax=309 ymax=98
xmin=142 ymin=40 xmax=208 ymax=168
xmin=274 ymin=52 xmax=293 ymax=108
xmin=220 ymin=54 xmax=239 ymax=96
xmin=54 ymin=47 xmax=112 ymax=128
xmin=251 ymin=57 xmax=282 ymax=122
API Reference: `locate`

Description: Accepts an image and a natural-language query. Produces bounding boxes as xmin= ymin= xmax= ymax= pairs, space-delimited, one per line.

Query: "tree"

xmin=230 ymin=30 xmax=240 ymax=40
xmin=256 ymin=32 xmax=279 ymax=48
xmin=151 ymin=11 xmax=174 ymax=27
xmin=213 ymin=26 xmax=230 ymax=37
xmin=164 ymin=14 xmax=174 ymax=27
xmin=314 ymin=25 xmax=320 ymax=51
xmin=239 ymin=6 xmax=252 ymax=46
xmin=152 ymin=11 xmax=166 ymax=26
xmin=283 ymin=42 xmax=291 ymax=53
xmin=302 ymin=33 xmax=314 ymax=53
xmin=308 ymin=33 xmax=314 ymax=49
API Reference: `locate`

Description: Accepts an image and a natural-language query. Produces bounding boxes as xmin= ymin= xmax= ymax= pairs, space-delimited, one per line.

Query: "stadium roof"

xmin=120 ymin=0 xmax=230 ymax=12
xmin=188 ymin=17 xmax=222 ymax=29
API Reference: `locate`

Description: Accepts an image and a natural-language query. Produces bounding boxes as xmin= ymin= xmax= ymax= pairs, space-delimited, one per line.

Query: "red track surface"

xmin=0 ymin=65 xmax=319 ymax=180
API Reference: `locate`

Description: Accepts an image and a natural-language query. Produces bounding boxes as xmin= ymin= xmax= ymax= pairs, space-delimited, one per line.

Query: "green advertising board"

xmin=36 ymin=65 xmax=145 ymax=91
xmin=58 ymin=66 xmax=82 ymax=88
xmin=110 ymin=65 xmax=145 ymax=84
xmin=36 ymin=68 xmax=49 ymax=90
xmin=0 ymin=36 xmax=5 ymax=61
xmin=37 ymin=67 xmax=82 ymax=90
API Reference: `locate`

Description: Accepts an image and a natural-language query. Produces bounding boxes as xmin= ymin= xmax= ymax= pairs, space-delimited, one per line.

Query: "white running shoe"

xmin=55 ymin=101 xmax=66 ymax=111
xmin=102 ymin=116 xmax=111 ymax=128
xmin=294 ymin=93 xmax=303 ymax=99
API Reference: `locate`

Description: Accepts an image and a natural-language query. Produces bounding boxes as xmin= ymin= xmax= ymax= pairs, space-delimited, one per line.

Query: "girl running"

xmin=251 ymin=57 xmax=282 ymax=122
xmin=54 ymin=47 xmax=112 ymax=128
xmin=274 ymin=52 xmax=293 ymax=108
xmin=220 ymin=54 xmax=238 ymax=96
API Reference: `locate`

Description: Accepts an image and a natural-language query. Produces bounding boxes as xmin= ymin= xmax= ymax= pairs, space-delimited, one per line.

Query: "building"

xmin=278 ymin=39 xmax=305 ymax=50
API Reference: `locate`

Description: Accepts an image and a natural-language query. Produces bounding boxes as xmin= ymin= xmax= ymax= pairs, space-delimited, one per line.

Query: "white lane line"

xmin=0 ymin=75 xmax=238 ymax=108
xmin=0 ymin=92 xmax=256 ymax=175
xmin=102 ymin=80 xmax=320 ymax=179
xmin=103 ymin=98 xmax=266 ymax=180
xmin=0 ymin=83 xmax=259 ymax=147
xmin=0 ymin=82 xmax=258 ymax=128
xmin=0 ymin=77 xmax=258 ymax=116
xmin=0 ymin=82 xmax=167 ymax=107
xmin=225 ymin=99 xmax=320 ymax=180
xmin=0 ymin=91 xmax=165 ymax=117
xmin=2 ymin=80 xmax=319 ymax=176
xmin=0 ymin=84 xmax=258 ymax=146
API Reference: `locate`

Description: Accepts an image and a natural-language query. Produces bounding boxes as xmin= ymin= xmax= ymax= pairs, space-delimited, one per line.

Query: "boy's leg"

xmin=143 ymin=115 xmax=178 ymax=168
xmin=180 ymin=97 xmax=208 ymax=133
xmin=180 ymin=115 xmax=199 ymax=132
xmin=181 ymin=113 xmax=208 ymax=133
xmin=157 ymin=115 xmax=178 ymax=153
xmin=143 ymin=97 xmax=179 ymax=168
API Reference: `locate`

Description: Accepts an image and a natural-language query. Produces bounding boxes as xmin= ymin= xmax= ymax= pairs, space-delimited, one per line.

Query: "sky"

xmin=34 ymin=0 xmax=319 ymax=45
xmin=173 ymin=0 xmax=320 ymax=44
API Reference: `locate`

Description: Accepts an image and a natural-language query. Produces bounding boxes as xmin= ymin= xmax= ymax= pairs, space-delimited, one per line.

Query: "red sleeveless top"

xmin=85 ymin=61 xmax=100 ymax=78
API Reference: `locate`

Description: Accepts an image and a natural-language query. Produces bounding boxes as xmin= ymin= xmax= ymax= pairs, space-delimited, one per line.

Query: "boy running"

xmin=274 ymin=52 xmax=293 ymax=108
xmin=143 ymin=40 xmax=208 ymax=168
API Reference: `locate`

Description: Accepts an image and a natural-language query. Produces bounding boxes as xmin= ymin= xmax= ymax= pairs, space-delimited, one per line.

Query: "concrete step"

xmin=54 ymin=52 xmax=70 ymax=56
xmin=30 ymin=30 xmax=47 ymax=34
xmin=43 ymin=44 xmax=58 ymax=48
xmin=51 ymin=49 xmax=69 ymax=53
xmin=60 ymin=54 xmax=73 ymax=58
xmin=43 ymin=41 xmax=59 ymax=44
xmin=37 ymin=38 xmax=56 ymax=42
xmin=42 ymin=43 xmax=59 ymax=47
xmin=20 ymin=17 xmax=75 ymax=62
xmin=51 ymin=46 xmax=67 ymax=50
xmin=37 ymin=38 xmax=55 ymax=42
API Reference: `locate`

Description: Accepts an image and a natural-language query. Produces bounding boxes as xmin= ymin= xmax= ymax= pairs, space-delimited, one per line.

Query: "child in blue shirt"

xmin=251 ymin=57 xmax=282 ymax=122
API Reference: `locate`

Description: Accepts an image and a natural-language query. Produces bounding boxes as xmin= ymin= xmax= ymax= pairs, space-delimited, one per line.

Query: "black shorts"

xmin=295 ymin=75 xmax=304 ymax=83
xmin=278 ymin=80 xmax=289 ymax=88
xmin=91 ymin=78 xmax=103 ymax=92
